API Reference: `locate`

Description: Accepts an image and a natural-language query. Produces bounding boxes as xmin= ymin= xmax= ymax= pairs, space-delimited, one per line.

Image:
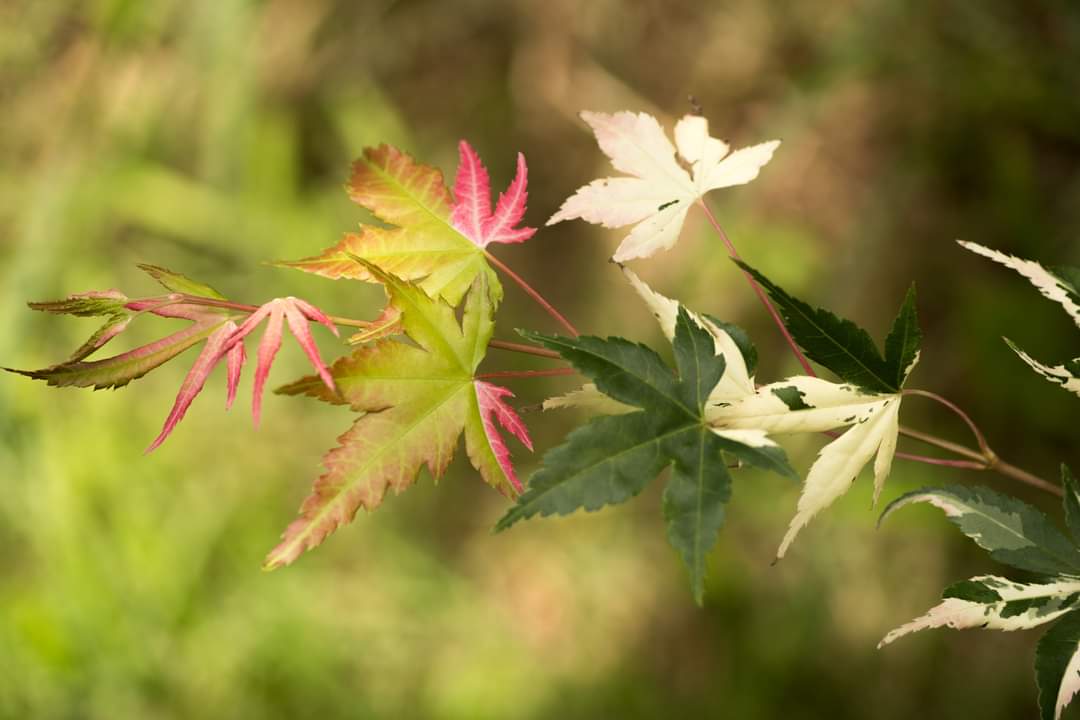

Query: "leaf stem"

xmin=898 ymin=425 xmax=986 ymax=463
xmin=489 ymin=339 xmax=563 ymax=359
xmin=894 ymin=452 xmax=987 ymax=470
xmin=167 ymin=294 xmax=373 ymax=329
xmin=990 ymin=459 xmax=1064 ymax=498
xmin=476 ymin=368 xmax=577 ymax=380
xmin=899 ymin=425 xmax=1062 ymax=497
xmin=902 ymin=388 xmax=991 ymax=455
xmin=696 ymin=199 xmax=815 ymax=376
xmin=484 ymin=251 xmax=580 ymax=337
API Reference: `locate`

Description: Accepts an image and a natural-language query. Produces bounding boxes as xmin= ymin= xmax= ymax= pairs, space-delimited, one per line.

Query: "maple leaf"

xmin=278 ymin=142 xmax=536 ymax=341
xmin=879 ymin=469 xmax=1080 ymax=720
xmin=543 ymin=267 xmax=918 ymax=559
xmin=548 ymin=111 xmax=779 ymax=263
xmin=724 ymin=261 xmax=920 ymax=557
xmin=496 ymin=297 xmax=796 ymax=604
xmin=145 ymin=296 xmax=340 ymax=451
xmin=959 ymin=240 xmax=1080 ymax=397
xmin=268 ymin=264 xmax=531 ymax=569
xmin=224 ymin=297 xmax=339 ymax=427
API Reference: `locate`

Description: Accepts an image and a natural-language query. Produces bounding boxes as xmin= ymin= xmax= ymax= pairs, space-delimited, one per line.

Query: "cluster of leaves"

xmin=7 ymin=108 xmax=1079 ymax=717
xmin=879 ymin=469 xmax=1080 ymax=720
xmin=9 ymin=140 xmax=540 ymax=569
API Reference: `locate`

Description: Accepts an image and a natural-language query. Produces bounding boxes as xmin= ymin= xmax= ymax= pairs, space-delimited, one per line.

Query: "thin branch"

xmin=899 ymin=425 xmax=1062 ymax=496
xmin=484 ymin=251 xmax=580 ymax=337
xmin=899 ymin=425 xmax=986 ymax=463
xmin=476 ymin=368 xmax=577 ymax=380
xmin=696 ymin=199 xmax=815 ymax=376
xmin=489 ymin=339 xmax=563 ymax=359
xmin=894 ymin=452 xmax=987 ymax=470
xmin=991 ymin=458 xmax=1065 ymax=498
xmin=902 ymin=388 xmax=991 ymax=455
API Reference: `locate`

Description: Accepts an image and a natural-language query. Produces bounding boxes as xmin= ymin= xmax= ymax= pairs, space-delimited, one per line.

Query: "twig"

xmin=484 ymin=251 xmax=580 ymax=337
xmin=697 ymin=199 xmax=815 ymax=376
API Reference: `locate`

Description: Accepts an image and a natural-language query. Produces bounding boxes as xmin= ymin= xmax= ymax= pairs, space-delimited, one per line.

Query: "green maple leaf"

xmin=734 ymin=259 xmax=920 ymax=394
xmin=496 ymin=307 xmax=796 ymax=604
xmin=268 ymin=262 xmax=532 ymax=569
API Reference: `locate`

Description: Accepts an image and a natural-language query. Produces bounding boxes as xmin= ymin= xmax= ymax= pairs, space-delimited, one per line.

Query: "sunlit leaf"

xmin=549 ymin=111 xmax=779 ymax=262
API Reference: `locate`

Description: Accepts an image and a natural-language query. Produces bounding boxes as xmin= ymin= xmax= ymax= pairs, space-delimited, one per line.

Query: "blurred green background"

xmin=1 ymin=1 xmax=1079 ymax=718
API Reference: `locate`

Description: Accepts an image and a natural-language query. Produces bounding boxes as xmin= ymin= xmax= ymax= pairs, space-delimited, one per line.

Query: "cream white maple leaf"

xmin=544 ymin=269 xmax=911 ymax=558
xmin=548 ymin=111 xmax=780 ymax=263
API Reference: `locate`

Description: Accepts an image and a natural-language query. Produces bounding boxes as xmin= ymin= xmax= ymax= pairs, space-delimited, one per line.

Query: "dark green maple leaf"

xmin=734 ymin=259 xmax=920 ymax=394
xmin=497 ymin=307 xmax=796 ymax=604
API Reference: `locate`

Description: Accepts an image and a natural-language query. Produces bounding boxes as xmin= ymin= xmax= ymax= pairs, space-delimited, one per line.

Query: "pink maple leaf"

xmin=450 ymin=140 xmax=537 ymax=248
xmin=146 ymin=296 xmax=339 ymax=451
xmin=475 ymin=381 xmax=534 ymax=492
xmin=146 ymin=320 xmax=245 ymax=452
xmin=227 ymin=297 xmax=340 ymax=426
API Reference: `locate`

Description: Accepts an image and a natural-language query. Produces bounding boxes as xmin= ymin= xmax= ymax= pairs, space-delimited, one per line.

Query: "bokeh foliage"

xmin=1 ymin=1 xmax=1078 ymax=718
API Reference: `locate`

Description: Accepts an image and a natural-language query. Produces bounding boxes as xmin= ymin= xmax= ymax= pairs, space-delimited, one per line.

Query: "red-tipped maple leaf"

xmin=278 ymin=141 xmax=537 ymax=343
xmin=268 ymin=265 xmax=531 ymax=568
xmin=225 ymin=297 xmax=340 ymax=426
xmin=474 ymin=381 xmax=533 ymax=491
xmin=146 ymin=296 xmax=340 ymax=449
xmin=145 ymin=320 xmax=244 ymax=452
xmin=450 ymin=140 xmax=536 ymax=248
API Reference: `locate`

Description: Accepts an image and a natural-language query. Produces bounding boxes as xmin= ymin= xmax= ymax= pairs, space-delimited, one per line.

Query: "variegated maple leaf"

xmin=549 ymin=111 xmax=779 ymax=262
xmin=879 ymin=472 xmax=1080 ymax=720
xmin=543 ymin=266 xmax=919 ymax=559
xmin=959 ymin=240 xmax=1080 ymax=397
xmin=269 ymin=263 xmax=531 ymax=569
xmin=279 ymin=141 xmax=536 ymax=342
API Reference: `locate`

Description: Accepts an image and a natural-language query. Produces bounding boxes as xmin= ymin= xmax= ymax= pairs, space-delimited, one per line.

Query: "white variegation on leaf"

xmin=959 ymin=240 xmax=1080 ymax=398
xmin=549 ymin=111 xmax=780 ymax=263
xmin=880 ymin=576 xmax=1080 ymax=648
xmin=622 ymin=268 xmax=755 ymax=403
xmin=1049 ymin=639 xmax=1080 ymax=720
xmin=958 ymin=240 xmax=1080 ymax=327
xmin=775 ymin=396 xmax=902 ymax=558
xmin=1006 ymin=340 xmax=1080 ymax=398
xmin=706 ymin=376 xmax=891 ymax=433
xmin=711 ymin=428 xmax=779 ymax=449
